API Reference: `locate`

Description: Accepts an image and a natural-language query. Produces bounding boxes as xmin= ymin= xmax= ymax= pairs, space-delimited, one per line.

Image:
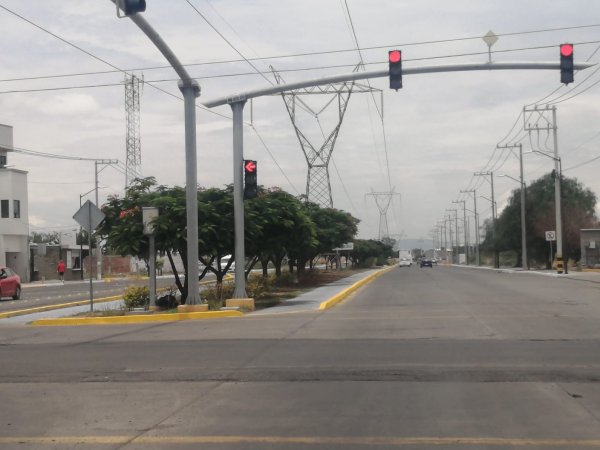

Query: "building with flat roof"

xmin=0 ymin=124 xmax=29 ymax=281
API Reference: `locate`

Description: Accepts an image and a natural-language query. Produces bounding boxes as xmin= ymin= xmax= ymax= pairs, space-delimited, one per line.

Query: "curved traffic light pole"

xmin=111 ymin=2 xmax=202 ymax=304
xmin=203 ymin=61 xmax=594 ymax=108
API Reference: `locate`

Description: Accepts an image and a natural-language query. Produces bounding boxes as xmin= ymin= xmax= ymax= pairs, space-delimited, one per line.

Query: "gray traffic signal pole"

xmin=112 ymin=3 xmax=201 ymax=303
xmin=231 ymin=101 xmax=248 ymax=298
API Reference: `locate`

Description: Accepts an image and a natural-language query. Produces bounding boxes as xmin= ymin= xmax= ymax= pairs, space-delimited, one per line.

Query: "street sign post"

xmin=73 ymin=200 xmax=105 ymax=312
xmin=142 ymin=207 xmax=159 ymax=309
xmin=546 ymin=231 xmax=556 ymax=269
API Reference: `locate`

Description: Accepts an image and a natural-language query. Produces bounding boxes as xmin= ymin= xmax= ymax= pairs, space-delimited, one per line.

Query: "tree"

xmin=482 ymin=172 xmax=597 ymax=266
xmin=290 ymin=203 xmax=359 ymax=274
xmin=30 ymin=231 xmax=60 ymax=244
xmin=245 ymin=187 xmax=312 ymax=277
xmin=99 ymin=178 xmax=196 ymax=302
xmin=350 ymin=239 xmax=390 ymax=267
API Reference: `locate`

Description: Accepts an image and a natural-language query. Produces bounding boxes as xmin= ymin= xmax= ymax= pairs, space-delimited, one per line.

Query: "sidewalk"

xmin=451 ymin=263 xmax=600 ymax=284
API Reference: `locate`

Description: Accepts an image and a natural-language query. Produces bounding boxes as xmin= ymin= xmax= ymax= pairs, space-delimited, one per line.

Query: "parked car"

xmin=0 ymin=266 xmax=21 ymax=300
xmin=420 ymin=259 xmax=433 ymax=268
xmin=399 ymin=258 xmax=412 ymax=267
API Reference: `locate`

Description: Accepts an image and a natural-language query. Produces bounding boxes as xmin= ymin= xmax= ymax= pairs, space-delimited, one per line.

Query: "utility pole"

xmin=460 ymin=189 xmax=480 ymax=265
xmin=524 ymin=105 xmax=564 ymax=273
xmin=497 ymin=143 xmax=528 ymax=270
xmin=446 ymin=215 xmax=454 ymax=264
xmin=452 ymin=200 xmax=468 ymax=265
xmin=446 ymin=209 xmax=459 ymax=264
xmin=475 ymin=171 xmax=498 ymax=268
xmin=94 ymin=159 xmax=119 ymax=281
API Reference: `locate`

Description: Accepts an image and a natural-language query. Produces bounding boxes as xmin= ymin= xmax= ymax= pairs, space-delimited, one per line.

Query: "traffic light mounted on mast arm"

xmin=244 ymin=160 xmax=257 ymax=200
xmin=560 ymin=43 xmax=574 ymax=85
xmin=389 ymin=50 xmax=403 ymax=90
xmin=116 ymin=0 xmax=146 ymax=17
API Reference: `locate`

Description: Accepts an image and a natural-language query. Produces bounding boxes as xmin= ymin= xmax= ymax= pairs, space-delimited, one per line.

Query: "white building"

xmin=0 ymin=124 xmax=29 ymax=281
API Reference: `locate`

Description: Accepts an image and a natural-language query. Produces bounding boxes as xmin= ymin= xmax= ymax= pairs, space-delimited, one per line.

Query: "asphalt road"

xmin=1 ymin=265 xmax=600 ymax=449
xmin=0 ymin=275 xmax=204 ymax=313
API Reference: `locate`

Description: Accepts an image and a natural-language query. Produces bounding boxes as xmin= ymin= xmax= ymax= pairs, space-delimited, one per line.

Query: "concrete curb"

xmin=0 ymin=295 xmax=122 ymax=320
xmin=30 ymin=310 xmax=244 ymax=326
xmin=318 ymin=266 xmax=395 ymax=310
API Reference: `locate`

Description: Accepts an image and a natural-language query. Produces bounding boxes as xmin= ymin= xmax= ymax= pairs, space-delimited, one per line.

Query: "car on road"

xmin=399 ymin=258 xmax=412 ymax=267
xmin=420 ymin=259 xmax=433 ymax=268
xmin=0 ymin=266 xmax=21 ymax=300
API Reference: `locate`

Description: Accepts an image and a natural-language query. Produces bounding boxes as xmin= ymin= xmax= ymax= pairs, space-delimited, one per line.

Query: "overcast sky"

xmin=2 ymin=0 xmax=600 ymax=245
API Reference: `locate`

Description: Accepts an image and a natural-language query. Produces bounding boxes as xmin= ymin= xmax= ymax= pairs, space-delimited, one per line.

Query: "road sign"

xmin=142 ymin=206 xmax=159 ymax=235
xmin=73 ymin=200 xmax=105 ymax=231
xmin=545 ymin=231 xmax=556 ymax=241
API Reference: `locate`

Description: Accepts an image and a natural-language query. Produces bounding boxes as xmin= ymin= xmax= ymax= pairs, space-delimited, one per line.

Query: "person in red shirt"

xmin=57 ymin=260 xmax=66 ymax=282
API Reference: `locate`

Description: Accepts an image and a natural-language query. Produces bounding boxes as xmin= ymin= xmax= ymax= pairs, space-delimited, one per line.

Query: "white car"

xmin=399 ymin=258 xmax=412 ymax=267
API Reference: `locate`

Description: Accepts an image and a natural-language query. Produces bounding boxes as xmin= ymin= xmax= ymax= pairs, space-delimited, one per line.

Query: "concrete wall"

xmin=580 ymin=229 xmax=600 ymax=268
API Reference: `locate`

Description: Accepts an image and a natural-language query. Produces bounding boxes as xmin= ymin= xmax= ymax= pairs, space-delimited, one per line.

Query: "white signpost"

xmin=142 ymin=207 xmax=159 ymax=309
xmin=545 ymin=230 xmax=556 ymax=269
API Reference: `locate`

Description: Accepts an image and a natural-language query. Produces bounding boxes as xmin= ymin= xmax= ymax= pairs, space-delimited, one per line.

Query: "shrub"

xmin=123 ymin=285 xmax=149 ymax=309
xmin=201 ymin=282 xmax=234 ymax=310
xmin=274 ymin=271 xmax=297 ymax=287
xmin=246 ymin=274 xmax=274 ymax=299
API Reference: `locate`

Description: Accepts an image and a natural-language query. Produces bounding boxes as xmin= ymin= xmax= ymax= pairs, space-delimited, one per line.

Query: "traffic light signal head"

xmin=389 ymin=50 xmax=402 ymax=91
xmin=117 ymin=0 xmax=146 ymax=16
xmin=244 ymin=160 xmax=257 ymax=200
xmin=560 ymin=43 xmax=574 ymax=85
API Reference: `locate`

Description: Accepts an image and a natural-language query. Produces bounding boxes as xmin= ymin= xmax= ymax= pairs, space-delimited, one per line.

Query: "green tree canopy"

xmin=481 ymin=172 xmax=598 ymax=266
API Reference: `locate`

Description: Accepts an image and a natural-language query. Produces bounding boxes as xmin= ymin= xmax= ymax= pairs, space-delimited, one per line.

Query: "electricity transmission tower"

xmin=124 ymin=74 xmax=143 ymax=186
xmin=366 ymin=189 xmax=400 ymax=240
xmin=272 ymin=66 xmax=381 ymax=207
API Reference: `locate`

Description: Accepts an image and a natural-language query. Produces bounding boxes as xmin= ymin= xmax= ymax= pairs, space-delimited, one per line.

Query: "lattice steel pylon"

xmin=124 ymin=74 xmax=143 ymax=186
xmin=272 ymin=65 xmax=381 ymax=208
xmin=366 ymin=189 xmax=400 ymax=240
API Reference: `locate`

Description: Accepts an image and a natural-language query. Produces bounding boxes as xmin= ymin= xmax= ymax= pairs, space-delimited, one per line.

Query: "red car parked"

xmin=0 ymin=266 xmax=21 ymax=300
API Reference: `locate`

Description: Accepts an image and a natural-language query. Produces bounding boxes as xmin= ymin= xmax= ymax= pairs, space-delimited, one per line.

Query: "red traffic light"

xmin=244 ymin=160 xmax=256 ymax=173
xmin=560 ymin=44 xmax=573 ymax=57
xmin=389 ymin=50 xmax=401 ymax=63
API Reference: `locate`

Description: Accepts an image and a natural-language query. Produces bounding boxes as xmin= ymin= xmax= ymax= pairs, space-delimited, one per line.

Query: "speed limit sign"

xmin=545 ymin=231 xmax=556 ymax=241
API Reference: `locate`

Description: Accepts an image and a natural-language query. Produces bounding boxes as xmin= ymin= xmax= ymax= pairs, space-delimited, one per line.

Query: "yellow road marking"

xmin=2 ymin=436 xmax=600 ymax=446
xmin=319 ymin=266 xmax=395 ymax=310
xmin=0 ymin=295 xmax=121 ymax=320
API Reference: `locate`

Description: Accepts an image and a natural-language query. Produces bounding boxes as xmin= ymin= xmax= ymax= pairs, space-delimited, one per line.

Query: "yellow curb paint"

xmin=0 ymin=295 xmax=122 ymax=320
xmin=30 ymin=310 xmax=243 ymax=326
xmin=319 ymin=266 xmax=395 ymax=310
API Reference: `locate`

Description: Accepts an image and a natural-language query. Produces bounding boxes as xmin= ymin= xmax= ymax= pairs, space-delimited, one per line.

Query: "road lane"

xmin=1 ymin=266 xmax=600 ymax=449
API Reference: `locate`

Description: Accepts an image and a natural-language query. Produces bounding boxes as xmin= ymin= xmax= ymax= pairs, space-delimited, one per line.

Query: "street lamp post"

xmin=460 ymin=189 xmax=480 ymax=266
xmin=475 ymin=171 xmax=498 ymax=268
xmin=498 ymin=171 xmax=528 ymax=270
xmin=446 ymin=209 xmax=459 ymax=264
xmin=111 ymin=1 xmax=202 ymax=303
xmin=453 ymin=200 xmax=468 ymax=265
